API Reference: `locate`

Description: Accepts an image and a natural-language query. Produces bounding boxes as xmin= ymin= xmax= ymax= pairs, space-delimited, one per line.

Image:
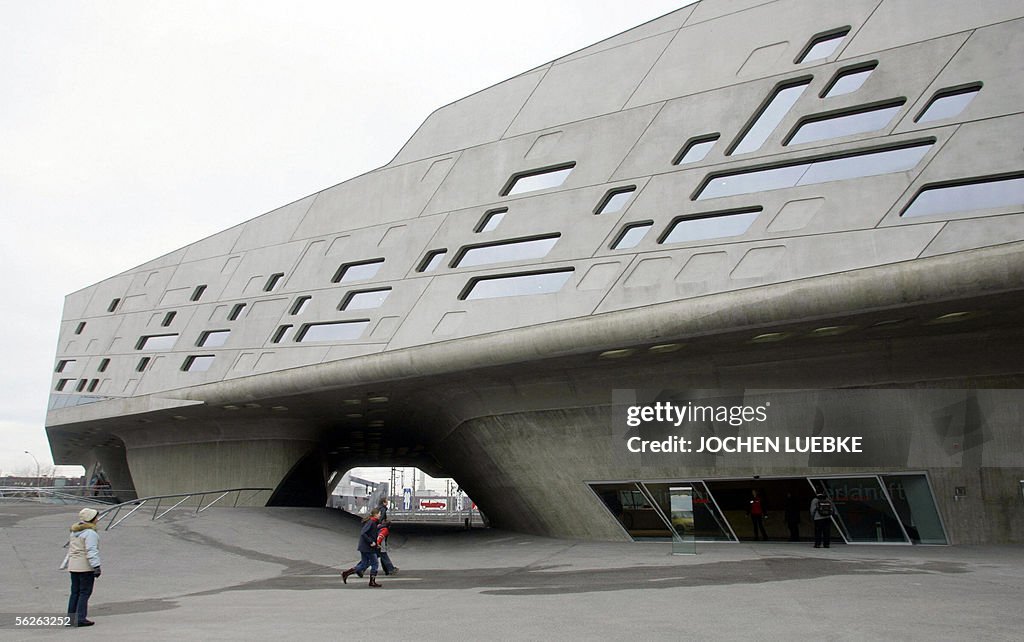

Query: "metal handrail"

xmin=98 ymin=487 xmax=273 ymax=531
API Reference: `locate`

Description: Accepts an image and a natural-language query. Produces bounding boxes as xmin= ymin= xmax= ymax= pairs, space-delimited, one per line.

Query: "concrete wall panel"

xmin=627 ymin=0 xmax=881 ymax=108
xmin=293 ymin=155 xmax=457 ymax=240
xmin=391 ymin=69 xmax=548 ymax=165
xmin=842 ymin=0 xmax=1024 ymax=59
xmin=504 ymin=32 xmax=675 ymax=137
xmin=424 ymin=105 xmax=662 ymax=216
xmin=557 ymin=5 xmax=694 ymax=64
xmin=232 ymin=195 xmax=316 ymax=252
xmin=895 ymin=19 xmax=1024 ymax=134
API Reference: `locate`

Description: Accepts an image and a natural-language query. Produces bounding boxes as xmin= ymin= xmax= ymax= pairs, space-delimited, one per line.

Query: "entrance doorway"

xmin=588 ymin=473 xmax=947 ymax=544
xmin=704 ymin=478 xmax=830 ymax=543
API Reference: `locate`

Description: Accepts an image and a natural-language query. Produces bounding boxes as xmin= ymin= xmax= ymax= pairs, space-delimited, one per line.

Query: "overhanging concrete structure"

xmin=47 ymin=0 xmax=1024 ymax=543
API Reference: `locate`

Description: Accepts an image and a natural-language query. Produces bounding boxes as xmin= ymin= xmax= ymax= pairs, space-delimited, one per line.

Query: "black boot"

xmin=368 ymin=572 xmax=382 ymax=587
xmin=341 ymin=567 xmax=357 ymax=583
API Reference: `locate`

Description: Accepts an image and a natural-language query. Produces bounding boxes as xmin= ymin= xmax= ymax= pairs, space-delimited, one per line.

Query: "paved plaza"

xmin=2 ymin=504 xmax=1022 ymax=640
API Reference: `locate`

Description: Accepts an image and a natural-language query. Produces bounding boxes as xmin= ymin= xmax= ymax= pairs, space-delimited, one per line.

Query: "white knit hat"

xmin=78 ymin=507 xmax=99 ymax=522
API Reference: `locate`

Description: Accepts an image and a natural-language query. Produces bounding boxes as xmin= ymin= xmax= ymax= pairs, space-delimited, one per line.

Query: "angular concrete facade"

xmin=47 ymin=0 xmax=1024 ymax=543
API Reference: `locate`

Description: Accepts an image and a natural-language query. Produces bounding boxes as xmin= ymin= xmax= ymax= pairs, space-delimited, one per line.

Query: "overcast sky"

xmin=0 ymin=0 xmax=693 ymax=479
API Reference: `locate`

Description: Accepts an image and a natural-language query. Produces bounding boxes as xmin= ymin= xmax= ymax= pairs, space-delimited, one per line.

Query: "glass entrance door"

xmin=881 ymin=474 xmax=948 ymax=544
xmin=642 ymin=481 xmax=736 ymax=543
xmin=809 ymin=476 xmax=910 ymax=543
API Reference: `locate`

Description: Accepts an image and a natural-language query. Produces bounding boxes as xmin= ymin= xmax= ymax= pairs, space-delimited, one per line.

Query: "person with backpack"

xmin=810 ymin=491 xmax=834 ymax=548
xmin=65 ymin=507 xmax=102 ymax=626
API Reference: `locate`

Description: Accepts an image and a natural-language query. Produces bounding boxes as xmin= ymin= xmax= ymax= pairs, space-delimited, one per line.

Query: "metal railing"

xmin=0 ymin=486 xmax=118 ymax=505
xmin=98 ymin=487 xmax=273 ymax=531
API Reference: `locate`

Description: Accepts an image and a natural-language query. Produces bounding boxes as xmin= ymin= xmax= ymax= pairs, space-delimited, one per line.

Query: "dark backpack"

xmin=817 ymin=497 xmax=834 ymax=517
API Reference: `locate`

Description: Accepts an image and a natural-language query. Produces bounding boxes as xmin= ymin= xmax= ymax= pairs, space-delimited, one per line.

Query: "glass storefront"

xmin=589 ymin=473 xmax=946 ymax=545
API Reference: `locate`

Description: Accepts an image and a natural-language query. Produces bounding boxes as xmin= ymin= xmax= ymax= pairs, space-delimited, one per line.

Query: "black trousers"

xmin=814 ymin=519 xmax=832 ymax=547
xmin=68 ymin=571 xmax=96 ymax=622
xmin=750 ymin=515 xmax=768 ymax=540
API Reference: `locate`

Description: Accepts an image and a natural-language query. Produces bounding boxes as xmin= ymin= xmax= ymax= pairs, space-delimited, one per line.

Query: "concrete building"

xmin=47 ymin=0 xmax=1024 ymax=544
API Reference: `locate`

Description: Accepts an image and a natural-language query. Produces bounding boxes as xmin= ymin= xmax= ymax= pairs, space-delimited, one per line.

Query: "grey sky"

xmin=0 ymin=0 xmax=693 ymax=476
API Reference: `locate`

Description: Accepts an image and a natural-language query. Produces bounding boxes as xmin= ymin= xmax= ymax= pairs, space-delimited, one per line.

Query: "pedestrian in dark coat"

xmin=341 ymin=509 xmax=383 ymax=587
xmin=747 ymin=489 xmax=769 ymax=541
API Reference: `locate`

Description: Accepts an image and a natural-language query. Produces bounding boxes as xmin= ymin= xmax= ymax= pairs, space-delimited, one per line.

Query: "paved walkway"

xmin=2 ymin=504 xmax=1022 ymax=640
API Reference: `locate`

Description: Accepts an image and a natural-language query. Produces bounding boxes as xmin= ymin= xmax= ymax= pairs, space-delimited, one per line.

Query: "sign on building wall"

xmin=419 ymin=498 xmax=448 ymax=511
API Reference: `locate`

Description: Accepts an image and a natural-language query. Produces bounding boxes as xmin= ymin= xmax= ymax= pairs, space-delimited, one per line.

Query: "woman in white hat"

xmin=67 ymin=507 xmax=102 ymax=627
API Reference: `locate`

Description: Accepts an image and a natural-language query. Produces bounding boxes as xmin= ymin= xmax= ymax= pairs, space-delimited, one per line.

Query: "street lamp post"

xmin=23 ymin=451 xmax=41 ymax=488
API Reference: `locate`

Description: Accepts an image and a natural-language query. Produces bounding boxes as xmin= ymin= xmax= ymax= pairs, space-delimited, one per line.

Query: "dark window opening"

xmin=673 ymin=135 xmax=720 ymax=165
xmin=500 ymin=163 xmax=576 ymax=196
xmin=418 ymin=249 xmax=448 ymax=273
xmin=796 ymin=27 xmax=850 ymax=64
xmin=265 ymin=273 xmax=285 ymax=292
xmin=475 ymin=208 xmax=508 ymax=233
xmin=332 ymin=259 xmax=384 ymax=284
xmin=594 ymin=187 xmax=637 ymax=215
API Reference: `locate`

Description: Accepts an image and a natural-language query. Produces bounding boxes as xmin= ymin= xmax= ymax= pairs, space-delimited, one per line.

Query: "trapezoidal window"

xmin=55 ymin=378 xmax=74 ymax=392
xmin=55 ymin=359 xmax=75 ymax=373
xmin=136 ymin=357 xmax=151 ymax=372
xmin=264 ymin=272 xmax=285 ymax=292
xmin=296 ymin=320 xmax=370 ymax=343
xmin=340 ymin=288 xmax=391 ymax=311
xmin=197 ymin=329 xmax=231 ymax=348
xmin=74 ymin=322 xmax=86 ymax=335
xmin=332 ymin=259 xmax=384 ymax=284
xmin=915 ymin=84 xmax=981 ymax=123
xmin=418 ymin=249 xmax=447 ymax=272
xmin=594 ymin=187 xmax=637 ymax=215
xmin=76 ymin=379 xmax=88 ymax=392
xmin=611 ymin=222 xmax=653 ymax=250
xmin=87 ymin=379 xmax=99 ymax=393
xmin=822 ymin=62 xmax=877 ymax=98
xmin=228 ymin=303 xmax=247 ymax=321
xmin=785 ymin=100 xmax=905 ymax=146
xmin=673 ymin=135 xmax=720 ymax=165
xmin=475 ymin=208 xmax=507 ymax=233
xmin=901 ymin=174 xmax=1024 ymax=219
xmin=191 ymin=285 xmax=207 ymax=302
xmin=136 ymin=334 xmax=179 ymax=351
xmin=108 ymin=298 xmax=121 ymax=312
xmin=696 ymin=140 xmax=934 ymax=200
xmin=729 ymin=78 xmax=811 ymax=155
xmin=453 ymin=234 xmax=560 ymax=268
xmin=795 ymin=28 xmax=850 ymax=64
xmin=270 ymin=325 xmax=293 ymax=344
xmin=660 ymin=207 xmax=763 ymax=245
xmin=459 ymin=268 xmax=574 ymax=301
xmin=182 ymin=355 xmax=216 ymax=372
xmin=161 ymin=311 xmax=176 ymax=327
xmin=98 ymin=358 xmax=110 ymax=372
xmin=290 ymin=296 xmax=312 ymax=315
xmin=501 ymin=163 xmax=575 ymax=196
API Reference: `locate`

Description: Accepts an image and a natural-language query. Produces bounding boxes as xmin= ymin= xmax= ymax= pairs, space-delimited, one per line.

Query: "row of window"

xmin=56 ymin=28 xmax=1001 ymax=373
xmin=79 ymin=72 xmax=978 ymax=336
xmin=56 ymin=161 xmax=1015 ymax=380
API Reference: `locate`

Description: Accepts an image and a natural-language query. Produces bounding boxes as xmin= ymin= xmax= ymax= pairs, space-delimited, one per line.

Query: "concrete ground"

xmin=2 ymin=503 xmax=1022 ymax=641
